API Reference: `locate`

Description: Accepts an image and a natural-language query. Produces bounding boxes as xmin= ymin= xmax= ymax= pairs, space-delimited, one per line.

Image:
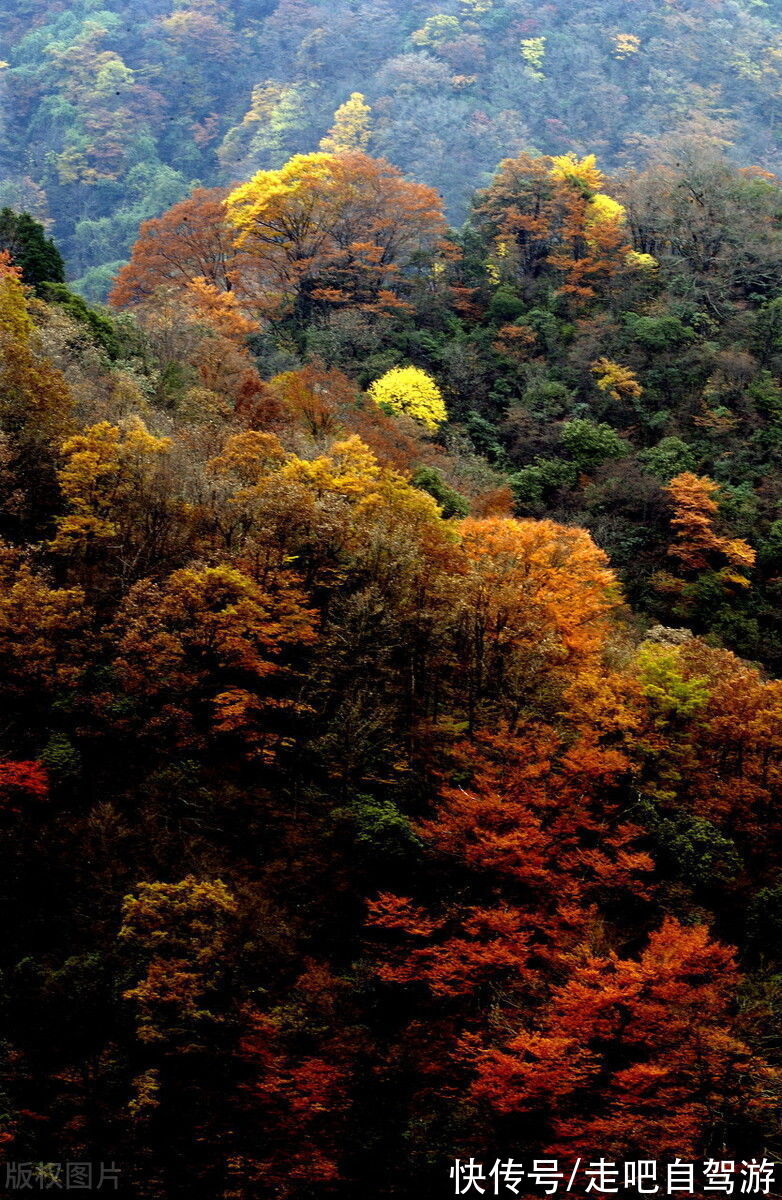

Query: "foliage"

xmin=0 ymin=209 xmax=65 ymax=289
xmin=368 ymin=365 xmax=447 ymax=431
xmin=2 ymin=21 xmax=782 ymax=1196
xmin=226 ymin=151 xmax=447 ymax=325
xmin=3 ymin=0 xmax=782 ymax=296
xmin=319 ymin=93 xmax=372 ymax=154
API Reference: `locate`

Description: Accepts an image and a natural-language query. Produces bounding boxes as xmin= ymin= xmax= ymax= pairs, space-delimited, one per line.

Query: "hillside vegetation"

xmin=1 ymin=0 xmax=782 ymax=292
xmin=2 ymin=3 xmax=782 ymax=1198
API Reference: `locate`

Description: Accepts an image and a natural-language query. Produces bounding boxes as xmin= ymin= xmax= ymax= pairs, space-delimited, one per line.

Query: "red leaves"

xmin=368 ymin=721 xmax=654 ymax=1010
xmin=238 ymin=967 xmax=357 ymax=1192
xmin=468 ymin=919 xmax=771 ymax=1160
xmin=0 ymin=760 xmax=48 ymax=813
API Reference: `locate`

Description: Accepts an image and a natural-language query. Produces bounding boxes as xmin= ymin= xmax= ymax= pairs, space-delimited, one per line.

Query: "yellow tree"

xmin=319 ymin=93 xmax=372 ymax=153
xmin=118 ymin=875 xmax=240 ymax=1133
xmin=120 ymin=876 xmax=239 ymax=1051
xmin=368 ymin=366 xmax=447 ymax=431
xmin=52 ymin=418 xmax=172 ymax=555
xmin=0 ymin=259 xmax=73 ymax=525
xmin=49 ymin=417 xmax=190 ymax=592
xmin=592 ymin=357 xmax=643 ymax=403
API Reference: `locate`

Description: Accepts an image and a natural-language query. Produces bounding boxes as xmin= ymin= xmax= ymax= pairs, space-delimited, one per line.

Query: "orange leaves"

xmin=111 ymin=563 xmax=316 ymax=752
xmin=110 ymin=187 xmax=240 ymax=308
xmin=237 ymin=963 xmax=358 ymax=1192
xmin=226 ymin=151 xmax=448 ymax=320
xmin=432 ymin=726 xmax=648 ymax=905
xmin=468 ymin=919 xmax=770 ymax=1158
xmin=0 ymin=250 xmax=21 ymax=283
xmin=458 ymin=516 xmax=617 ymax=654
xmin=270 ymin=363 xmax=356 ymax=440
xmin=366 ymin=893 xmax=439 ymax=938
xmin=665 ymin=471 xmax=755 ymax=579
xmin=667 ymin=471 xmax=724 ymax=569
xmin=468 ymin=1029 xmax=596 ymax=1115
xmin=661 ymin=639 xmax=782 ymax=837
xmin=184 ymin=277 xmax=260 ymax=342
xmin=492 ymin=321 xmax=538 ymax=362
xmin=451 ymin=516 xmax=620 ymax=728
xmin=239 ymin=1011 xmax=351 ymax=1189
xmin=476 ymin=151 xmax=635 ymax=304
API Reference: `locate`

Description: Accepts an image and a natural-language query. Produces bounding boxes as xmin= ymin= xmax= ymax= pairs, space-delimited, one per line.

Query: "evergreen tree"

xmin=0 ymin=210 xmax=66 ymax=289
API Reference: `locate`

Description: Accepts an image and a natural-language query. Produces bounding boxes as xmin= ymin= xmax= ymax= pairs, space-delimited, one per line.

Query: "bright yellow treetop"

xmin=614 ymin=33 xmax=641 ymax=58
xmin=226 ymin=152 xmax=336 ymax=246
xmin=550 ymin=152 xmax=604 ymax=192
xmin=591 ymin=358 xmax=643 ymax=402
xmin=368 ymin=366 xmax=447 ymax=431
xmin=319 ymin=92 xmax=372 ymax=154
xmin=520 ymin=36 xmax=546 ymax=78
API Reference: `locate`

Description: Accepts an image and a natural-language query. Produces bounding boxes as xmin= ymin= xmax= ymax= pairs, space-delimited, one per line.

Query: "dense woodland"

xmin=3 ymin=2 xmax=782 ymax=1200
xmin=2 ymin=0 xmax=782 ymax=297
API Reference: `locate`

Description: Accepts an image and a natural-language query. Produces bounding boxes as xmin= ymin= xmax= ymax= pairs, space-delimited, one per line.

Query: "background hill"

xmin=1 ymin=0 xmax=782 ymax=295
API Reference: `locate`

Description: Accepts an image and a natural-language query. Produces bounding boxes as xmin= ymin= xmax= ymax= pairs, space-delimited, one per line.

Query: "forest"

xmin=2 ymin=2 xmax=782 ymax=1200
xmin=2 ymin=0 xmax=782 ymax=298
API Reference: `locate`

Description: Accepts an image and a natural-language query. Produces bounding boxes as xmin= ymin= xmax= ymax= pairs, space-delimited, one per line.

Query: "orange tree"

xmin=226 ymin=151 xmax=448 ymax=325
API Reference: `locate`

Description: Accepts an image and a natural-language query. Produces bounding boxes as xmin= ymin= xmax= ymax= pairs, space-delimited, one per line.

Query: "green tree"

xmin=0 ymin=210 xmax=65 ymax=289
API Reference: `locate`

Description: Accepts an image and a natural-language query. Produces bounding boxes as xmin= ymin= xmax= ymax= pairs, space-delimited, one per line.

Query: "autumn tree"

xmin=110 ymin=188 xmax=244 ymax=308
xmin=226 ymin=151 xmax=448 ymax=323
xmin=468 ymin=919 xmax=774 ymax=1163
xmin=50 ymin=417 xmax=187 ymax=592
xmin=120 ymin=876 xmax=239 ymax=1052
xmin=0 ymin=760 xmax=48 ymax=816
xmin=365 ymin=632 xmax=652 ymax=1181
xmin=118 ymin=876 xmax=243 ymax=1191
xmin=472 ymin=151 xmax=640 ymax=305
xmin=268 ymin=361 xmax=359 ymax=441
xmin=319 ymin=92 xmax=372 ymax=154
xmin=369 ymin=717 xmax=650 ymax=998
xmin=0 ymin=258 xmax=73 ymax=527
xmin=0 ymin=539 xmax=88 ymax=746
xmin=664 ymin=471 xmax=755 ymax=584
xmin=635 ymin=637 xmax=782 ymax=853
xmin=217 ymin=81 xmax=310 ymax=179
xmin=368 ymin=365 xmax=446 ymax=431
xmin=236 ymin=964 xmax=359 ymax=1194
xmin=616 ymin=146 xmax=782 ymax=302
xmin=109 ymin=562 xmax=316 ymax=755
xmin=115 ymin=285 xmax=269 ymax=426
xmin=452 ymin=516 xmax=620 ymax=732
